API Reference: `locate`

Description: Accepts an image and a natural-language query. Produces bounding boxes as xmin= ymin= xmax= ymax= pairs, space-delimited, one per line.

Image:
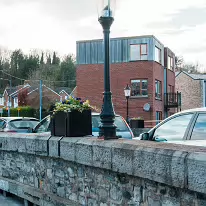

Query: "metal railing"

xmin=164 ymin=92 xmax=181 ymax=108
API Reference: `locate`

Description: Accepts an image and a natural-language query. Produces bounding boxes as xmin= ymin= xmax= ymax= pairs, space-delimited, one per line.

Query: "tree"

xmin=40 ymin=52 xmax=44 ymax=65
xmin=46 ymin=54 xmax=51 ymax=65
xmin=58 ymin=55 xmax=76 ymax=88
xmin=175 ymin=56 xmax=184 ymax=69
xmin=18 ymin=88 xmax=29 ymax=106
xmin=52 ymin=52 xmax=60 ymax=65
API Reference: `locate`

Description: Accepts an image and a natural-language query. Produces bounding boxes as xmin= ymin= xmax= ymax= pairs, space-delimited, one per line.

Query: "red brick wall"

xmin=153 ymin=62 xmax=164 ymax=121
xmin=77 ymin=61 xmax=165 ymax=126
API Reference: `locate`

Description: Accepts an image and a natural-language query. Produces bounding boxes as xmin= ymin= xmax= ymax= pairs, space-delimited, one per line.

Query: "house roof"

xmin=70 ymin=86 xmax=77 ymax=97
xmin=55 ymin=87 xmax=72 ymax=95
xmin=175 ymin=70 xmax=206 ymax=80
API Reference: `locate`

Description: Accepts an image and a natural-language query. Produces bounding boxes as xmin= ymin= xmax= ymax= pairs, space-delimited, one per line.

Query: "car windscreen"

xmin=92 ymin=116 xmax=129 ymax=132
xmin=34 ymin=116 xmax=51 ymax=133
xmin=7 ymin=119 xmax=39 ymax=129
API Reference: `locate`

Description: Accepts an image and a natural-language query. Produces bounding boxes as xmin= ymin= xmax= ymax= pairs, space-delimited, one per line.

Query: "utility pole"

xmin=39 ymin=80 xmax=43 ymax=121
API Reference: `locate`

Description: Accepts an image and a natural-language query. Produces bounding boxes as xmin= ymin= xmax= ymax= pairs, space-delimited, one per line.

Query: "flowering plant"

xmin=53 ymin=96 xmax=92 ymax=113
xmin=130 ymin=117 xmax=144 ymax=120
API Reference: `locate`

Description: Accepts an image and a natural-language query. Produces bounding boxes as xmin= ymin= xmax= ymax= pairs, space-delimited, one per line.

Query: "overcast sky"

xmin=0 ymin=0 xmax=206 ymax=69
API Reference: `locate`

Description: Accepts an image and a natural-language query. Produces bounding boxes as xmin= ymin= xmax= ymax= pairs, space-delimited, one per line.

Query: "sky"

xmin=0 ymin=0 xmax=206 ymax=70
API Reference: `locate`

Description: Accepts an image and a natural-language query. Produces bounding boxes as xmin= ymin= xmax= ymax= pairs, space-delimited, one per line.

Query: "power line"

xmin=0 ymin=70 xmax=76 ymax=83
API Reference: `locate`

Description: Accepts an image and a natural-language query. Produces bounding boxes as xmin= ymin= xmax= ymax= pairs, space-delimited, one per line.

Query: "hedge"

xmin=1 ymin=106 xmax=40 ymax=119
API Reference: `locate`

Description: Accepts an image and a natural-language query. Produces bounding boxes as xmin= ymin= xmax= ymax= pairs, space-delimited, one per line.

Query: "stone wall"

xmin=0 ymin=133 xmax=206 ymax=206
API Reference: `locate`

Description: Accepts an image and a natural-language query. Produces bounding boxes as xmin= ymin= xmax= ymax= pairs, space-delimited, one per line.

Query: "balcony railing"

xmin=164 ymin=92 xmax=181 ymax=109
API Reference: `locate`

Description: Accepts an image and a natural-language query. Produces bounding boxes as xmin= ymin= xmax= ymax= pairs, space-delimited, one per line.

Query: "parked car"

xmin=137 ymin=108 xmax=206 ymax=146
xmin=0 ymin=117 xmax=39 ymax=133
xmin=33 ymin=113 xmax=134 ymax=139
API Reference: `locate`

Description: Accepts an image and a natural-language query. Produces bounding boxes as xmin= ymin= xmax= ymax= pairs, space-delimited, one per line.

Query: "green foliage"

xmin=0 ymin=48 xmax=76 ymax=98
xmin=2 ymin=106 xmax=35 ymax=118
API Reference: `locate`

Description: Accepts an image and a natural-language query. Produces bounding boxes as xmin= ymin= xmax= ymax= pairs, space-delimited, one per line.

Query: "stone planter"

xmin=130 ymin=119 xmax=144 ymax=128
xmin=51 ymin=110 xmax=92 ymax=137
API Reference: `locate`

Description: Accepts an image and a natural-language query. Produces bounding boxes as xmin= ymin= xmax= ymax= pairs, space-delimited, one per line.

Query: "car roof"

xmin=176 ymin=107 xmax=206 ymax=114
xmin=1 ymin=117 xmax=39 ymax=121
xmin=166 ymin=107 xmax=206 ymax=120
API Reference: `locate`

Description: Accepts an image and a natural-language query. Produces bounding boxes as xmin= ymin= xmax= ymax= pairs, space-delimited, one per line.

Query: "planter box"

xmin=51 ymin=110 xmax=92 ymax=137
xmin=130 ymin=119 xmax=144 ymax=128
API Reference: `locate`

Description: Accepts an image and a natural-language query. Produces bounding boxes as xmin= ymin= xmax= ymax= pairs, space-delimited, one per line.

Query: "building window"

xmin=156 ymin=111 xmax=162 ymax=125
xmin=168 ymin=85 xmax=175 ymax=102
xmin=168 ymin=56 xmax=174 ymax=70
xmin=14 ymin=98 xmax=18 ymax=104
xmin=131 ymin=79 xmax=148 ymax=97
xmin=130 ymin=44 xmax=148 ymax=61
xmin=155 ymin=46 xmax=161 ymax=63
xmin=155 ymin=80 xmax=162 ymax=100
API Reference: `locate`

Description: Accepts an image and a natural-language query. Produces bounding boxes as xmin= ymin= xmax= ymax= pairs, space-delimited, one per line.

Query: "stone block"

xmin=75 ymin=138 xmax=94 ymax=166
xmin=60 ymin=137 xmax=82 ymax=162
xmin=49 ymin=136 xmax=62 ymax=157
xmin=112 ymin=141 xmax=135 ymax=175
xmin=187 ymin=152 xmax=206 ymax=194
xmin=34 ymin=136 xmax=50 ymax=156
xmin=133 ymin=147 xmax=187 ymax=188
xmin=1 ymin=134 xmax=26 ymax=152
xmin=26 ymin=135 xmax=50 ymax=156
xmin=92 ymin=140 xmax=114 ymax=170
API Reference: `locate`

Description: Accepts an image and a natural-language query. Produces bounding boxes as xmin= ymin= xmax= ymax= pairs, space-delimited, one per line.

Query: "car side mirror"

xmin=140 ymin=132 xmax=149 ymax=140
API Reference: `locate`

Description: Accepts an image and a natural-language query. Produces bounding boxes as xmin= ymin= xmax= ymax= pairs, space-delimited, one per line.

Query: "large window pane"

xmin=155 ymin=80 xmax=162 ymax=99
xmin=131 ymin=80 xmax=140 ymax=96
xmin=155 ymin=46 xmax=161 ymax=63
xmin=131 ymin=79 xmax=148 ymax=96
xmin=141 ymin=44 xmax=147 ymax=55
xmin=153 ymin=114 xmax=193 ymax=141
xmin=191 ymin=114 xmax=206 ymax=140
xmin=130 ymin=45 xmax=140 ymax=61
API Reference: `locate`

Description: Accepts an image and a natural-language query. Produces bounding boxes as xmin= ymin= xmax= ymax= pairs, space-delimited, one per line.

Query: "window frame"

xmin=155 ymin=80 xmax=162 ymax=100
xmin=130 ymin=44 xmax=148 ymax=61
xmin=156 ymin=111 xmax=162 ymax=125
xmin=168 ymin=56 xmax=174 ymax=71
xmin=155 ymin=46 xmax=161 ymax=64
xmin=130 ymin=79 xmax=148 ymax=97
xmin=148 ymin=112 xmax=196 ymax=141
xmin=188 ymin=112 xmax=206 ymax=140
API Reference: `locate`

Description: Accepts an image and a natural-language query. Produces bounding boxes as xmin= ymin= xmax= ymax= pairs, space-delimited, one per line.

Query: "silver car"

xmin=33 ymin=113 xmax=134 ymax=139
xmin=0 ymin=117 xmax=39 ymax=133
xmin=138 ymin=107 xmax=206 ymax=146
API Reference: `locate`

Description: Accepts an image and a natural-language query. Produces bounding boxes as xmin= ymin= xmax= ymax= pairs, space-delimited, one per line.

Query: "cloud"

xmin=146 ymin=6 xmax=206 ymax=29
xmin=0 ymin=0 xmax=205 ymax=68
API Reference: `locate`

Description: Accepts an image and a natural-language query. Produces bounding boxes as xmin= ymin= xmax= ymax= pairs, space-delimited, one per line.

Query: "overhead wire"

xmin=0 ymin=70 xmax=76 ymax=83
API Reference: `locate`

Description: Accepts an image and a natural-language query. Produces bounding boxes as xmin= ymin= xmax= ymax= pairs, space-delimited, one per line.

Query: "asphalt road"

xmin=0 ymin=194 xmax=24 ymax=206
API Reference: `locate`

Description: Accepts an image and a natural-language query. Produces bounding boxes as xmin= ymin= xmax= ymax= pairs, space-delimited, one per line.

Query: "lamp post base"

xmin=99 ymin=124 xmax=118 ymax=140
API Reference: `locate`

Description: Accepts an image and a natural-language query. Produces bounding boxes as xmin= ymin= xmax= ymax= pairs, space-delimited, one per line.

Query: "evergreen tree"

xmin=46 ymin=54 xmax=51 ymax=65
xmin=40 ymin=52 xmax=44 ymax=64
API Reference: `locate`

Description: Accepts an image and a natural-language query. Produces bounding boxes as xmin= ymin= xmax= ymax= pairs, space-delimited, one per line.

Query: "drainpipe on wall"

xmin=164 ymin=67 xmax=168 ymax=118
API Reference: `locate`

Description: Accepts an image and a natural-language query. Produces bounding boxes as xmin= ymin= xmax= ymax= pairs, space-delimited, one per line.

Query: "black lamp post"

xmin=98 ymin=0 xmax=117 ymax=140
xmin=124 ymin=84 xmax=131 ymax=123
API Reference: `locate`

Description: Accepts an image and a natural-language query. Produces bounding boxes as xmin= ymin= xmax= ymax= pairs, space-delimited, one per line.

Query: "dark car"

xmin=0 ymin=117 xmax=39 ymax=133
xmin=137 ymin=108 xmax=206 ymax=146
xmin=33 ymin=113 xmax=134 ymax=139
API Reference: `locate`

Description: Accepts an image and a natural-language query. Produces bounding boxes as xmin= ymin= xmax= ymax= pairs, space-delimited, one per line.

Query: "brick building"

xmin=76 ymin=35 xmax=179 ymax=126
xmin=176 ymin=71 xmax=206 ymax=110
